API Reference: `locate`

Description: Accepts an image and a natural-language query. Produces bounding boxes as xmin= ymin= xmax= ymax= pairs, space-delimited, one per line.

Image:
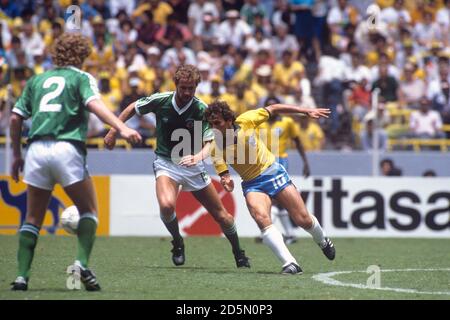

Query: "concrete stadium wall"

xmin=1 ymin=149 xmax=449 ymax=177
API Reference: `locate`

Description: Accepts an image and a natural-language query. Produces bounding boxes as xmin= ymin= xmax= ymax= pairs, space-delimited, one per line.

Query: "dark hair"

xmin=380 ymin=158 xmax=393 ymax=167
xmin=204 ymin=100 xmax=236 ymax=123
xmin=423 ymin=170 xmax=437 ymax=177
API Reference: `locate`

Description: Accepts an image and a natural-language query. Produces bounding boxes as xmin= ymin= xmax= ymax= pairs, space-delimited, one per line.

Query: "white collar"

xmin=172 ymin=93 xmax=193 ymax=115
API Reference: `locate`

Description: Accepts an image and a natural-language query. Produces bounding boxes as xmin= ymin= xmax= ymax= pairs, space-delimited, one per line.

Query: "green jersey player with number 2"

xmin=10 ymin=33 xmax=142 ymax=291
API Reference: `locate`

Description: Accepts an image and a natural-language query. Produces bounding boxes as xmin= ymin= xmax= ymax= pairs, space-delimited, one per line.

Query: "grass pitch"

xmin=1 ymin=236 xmax=449 ymax=300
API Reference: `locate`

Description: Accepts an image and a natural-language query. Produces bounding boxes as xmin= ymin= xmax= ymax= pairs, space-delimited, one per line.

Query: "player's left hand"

xmin=306 ymin=108 xmax=331 ymax=119
xmin=179 ymin=155 xmax=200 ymax=167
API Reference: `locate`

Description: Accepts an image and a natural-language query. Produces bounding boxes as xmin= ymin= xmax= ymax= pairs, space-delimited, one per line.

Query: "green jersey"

xmin=135 ymin=91 xmax=214 ymax=160
xmin=13 ymin=66 xmax=100 ymax=148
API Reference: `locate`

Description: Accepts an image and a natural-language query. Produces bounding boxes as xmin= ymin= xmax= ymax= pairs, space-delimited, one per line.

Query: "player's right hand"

xmin=104 ymin=130 xmax=118 ymax=150
xmin=221 ymin=174 xmax=234 ymax=192
xmin=11 ymin=157 xmax=24 ymax=183
xmin=120 ymin=127 xmax=143 ymax=146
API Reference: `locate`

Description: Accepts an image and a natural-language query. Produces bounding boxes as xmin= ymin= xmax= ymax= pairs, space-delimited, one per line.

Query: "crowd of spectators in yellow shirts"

xmin=0 ymin=0 xmax=449 ymax=151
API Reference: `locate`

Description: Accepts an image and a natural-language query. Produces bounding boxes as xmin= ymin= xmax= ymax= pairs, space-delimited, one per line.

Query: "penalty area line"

xmin=312 ymin=268 xmax=450 ymax=296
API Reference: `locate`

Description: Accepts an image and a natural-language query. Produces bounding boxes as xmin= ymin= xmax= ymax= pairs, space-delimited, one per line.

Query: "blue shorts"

xmin=276 ymin=157 xmax=289 ymax=172
xmin=241 ymin=161 xmax=292 ymax=197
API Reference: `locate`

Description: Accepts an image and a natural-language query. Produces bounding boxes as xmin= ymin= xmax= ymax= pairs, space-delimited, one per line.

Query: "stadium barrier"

xmin=2 ymin=175 xmax=448 ymax=238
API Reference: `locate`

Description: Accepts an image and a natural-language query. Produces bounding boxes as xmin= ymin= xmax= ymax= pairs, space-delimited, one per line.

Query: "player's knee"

xmin=160 ymin=202 xmax=176 ymax=216
xmin=253 ymin=211 xmax=271 ymax=229
xmin=296 ymin=212 xmax=313 ymax=229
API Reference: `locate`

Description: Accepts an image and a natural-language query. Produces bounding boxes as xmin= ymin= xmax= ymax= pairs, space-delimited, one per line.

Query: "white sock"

xmin=261 ymin=225 xmax=297 ymax=267
xmin=278 ymin=209 xmax=296 ymax=237
xmin=305 ymin=215 xmax=327 ymax=248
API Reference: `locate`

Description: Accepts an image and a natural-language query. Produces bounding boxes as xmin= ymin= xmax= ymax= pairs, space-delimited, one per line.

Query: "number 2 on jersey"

xmin=39 ymin=76 xmax=66 ymax=112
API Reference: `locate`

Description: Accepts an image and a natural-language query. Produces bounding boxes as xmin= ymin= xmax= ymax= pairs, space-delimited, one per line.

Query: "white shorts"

xmin=153 ymin=157 xmax=211 ymax=192
xmin=24 ymin=140 xmax=89 ymax=190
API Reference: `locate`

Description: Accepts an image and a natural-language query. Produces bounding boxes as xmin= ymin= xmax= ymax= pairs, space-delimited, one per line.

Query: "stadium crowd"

xmin=0 ymin=0 xmax=449 ymax=151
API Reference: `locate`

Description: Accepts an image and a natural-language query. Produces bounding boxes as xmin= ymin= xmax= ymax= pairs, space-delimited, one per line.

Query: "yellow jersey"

xmin=257 ymin=116 xmax=300 ymax=158
xmin=212 ymin=109 xmax=276 ymax=181
xmin=298 ymin=121 xmax=325 ymax=151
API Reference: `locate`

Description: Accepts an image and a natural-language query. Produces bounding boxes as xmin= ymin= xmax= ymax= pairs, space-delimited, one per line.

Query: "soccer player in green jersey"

xmin=104 ymin=65 xmax=250 ymax=268
xmin=10 ymin=33 xmax=142 ymax=291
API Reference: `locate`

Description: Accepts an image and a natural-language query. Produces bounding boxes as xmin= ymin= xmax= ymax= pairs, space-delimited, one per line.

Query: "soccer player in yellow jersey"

xmin=257 ymin=98 xmax=311 ymax=245
xmin=205 ymin=101 xmax=335 ymax=274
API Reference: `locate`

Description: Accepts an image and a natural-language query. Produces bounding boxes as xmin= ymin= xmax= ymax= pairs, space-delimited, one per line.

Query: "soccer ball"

xmin=60 ymin=205 xmax=80 ymax=235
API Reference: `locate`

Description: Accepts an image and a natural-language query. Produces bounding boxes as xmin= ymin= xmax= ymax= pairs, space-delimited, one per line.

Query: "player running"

xmin=104 ymin=65 xmax=250 ymax=268
xmin=205 ymin=101 xmax=335 ymax=274
xmin=258 ymin=97 xmax=311 ymax=245
xmin=10 ymin=33 xmax=142 ymax=291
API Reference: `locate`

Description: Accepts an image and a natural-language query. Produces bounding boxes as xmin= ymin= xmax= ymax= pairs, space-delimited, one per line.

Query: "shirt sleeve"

xmin=79 ymin=72 xmax=101 ymax=106
xmin=202 ymin=120 xmax=214 ymax=142
xmin=236 ymin=108 xmax=270 ymax=128
xmin=12 ymin=77 xmax=34 ymax=119
xmin=134 ymin=94 xmax=161 ymax=115
xmin=210 ymin=141 xmax=229 ymax=176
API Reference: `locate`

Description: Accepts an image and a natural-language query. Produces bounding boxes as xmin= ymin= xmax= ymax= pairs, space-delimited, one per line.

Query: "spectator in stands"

xmin=273 ymin=49 xmax=305 ymax=93
xmin=348 ymin=78 xmax=371 ymax=122
xmin=409 ymin=96 xmax=445 ymax=140
xmin=414 ymin=9 xmax=441 ymax=47
xmin=244 ymin=27 xmax=272 ymax=56
xmin=315 ymin=45 xmax=346 ymax=135
xmin=398 ymin=62 xmax=426 ymax=109
xmin=311 ymin=0 xmax=329 ymax=62
xmin=427 ymin=57 xmax=450 ymax=116
xmin=136 ymin=10 xmax=160 ymax=54
xmin=289 ymin=0 xmax=314 ymax=59
xmin=380 ymin=158 xmax=402 ymax=176
xmin=360 ymin=119 xmax=388 ymax=151
xmin=372 ymin=64 xmax=399 ymax=103
xmin=297 ymin=116 xmax=325 ymax=151
xmin=155 ymin=13 xmax=192 ymax=49
xmin=133 ymin=0 xmax=173 ymax=26
xmin=217 ymin=10 xmax=252 ymax=49
xmin=161 ymin=36 xmax=196 ymax=69
xmin=240 ymin=0 xmax=266 ymax=26
xmin=193 ymin=12 xmax=220 ymax=51
xmin=0 ymin=0 xmax=21 ymax=18
xmin=423 ymin=169 xmax=437 ymax=177
xmin=187 ymin=0 xmax=219 ymax=33
xmin=93 ymin=0 xmax=112 ymax=20
xmin=271 ymin=23 xmax=299 ymax=60
xmin=114 ymin=19 xmax=138 ymax=54
xmin=436 ymin=0 xmax=449 ymax=46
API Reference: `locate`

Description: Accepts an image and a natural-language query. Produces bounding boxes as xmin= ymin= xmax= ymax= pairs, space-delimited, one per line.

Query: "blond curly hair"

xmin=173 ymin=64 xmax=201 ymax=85
xmin=51 ymin=33 xmax=92 ymax=68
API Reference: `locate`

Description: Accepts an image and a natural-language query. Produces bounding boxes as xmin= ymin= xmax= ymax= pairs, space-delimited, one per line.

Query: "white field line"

xmin=312 ymin=268 xmax=450 ymax=296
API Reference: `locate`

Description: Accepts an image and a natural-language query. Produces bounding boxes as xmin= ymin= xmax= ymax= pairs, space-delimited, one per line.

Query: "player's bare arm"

xmin=179 ymin=140 xmax=213 ymax=167
xmin=10 ymin=113 xmax=24 ymax=182
xmin=265 ymin=104 xmax=331 ymax=119
xmin=103 ymin=101 xmax=138 ymax=149
xmin=293 ymin=137 xmax=311 ymax=178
